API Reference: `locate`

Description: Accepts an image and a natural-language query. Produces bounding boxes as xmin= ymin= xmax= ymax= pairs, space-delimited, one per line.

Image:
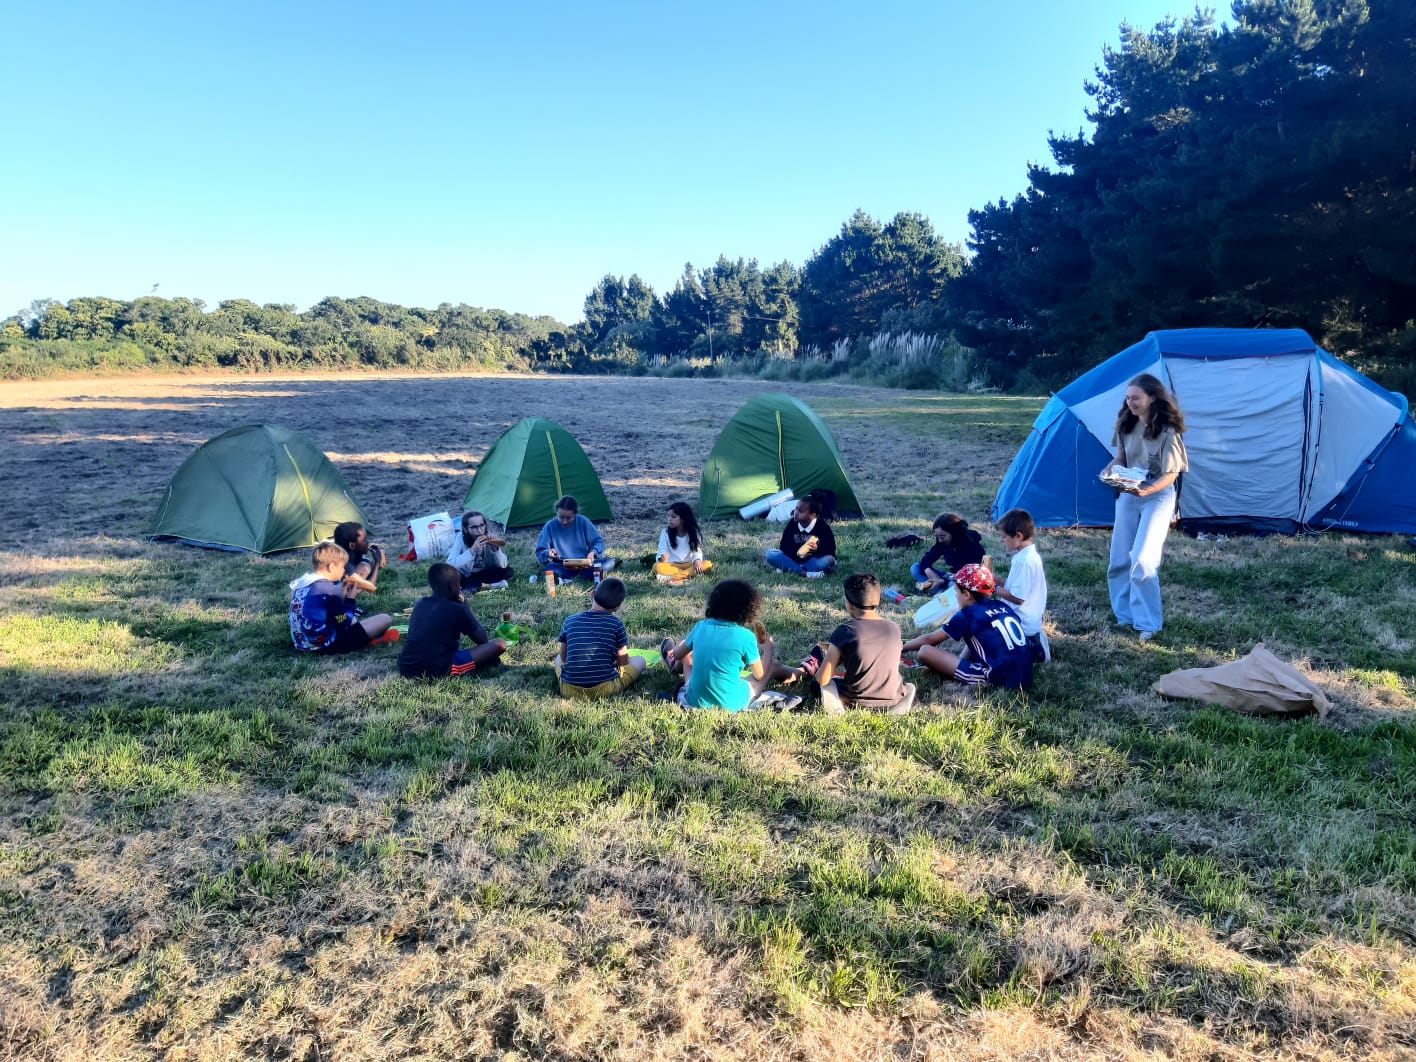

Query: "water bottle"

xmin=592 ymin=562 xmax=603 ymax=585
xmin=881 ymin=586 xmax=907 ymax=605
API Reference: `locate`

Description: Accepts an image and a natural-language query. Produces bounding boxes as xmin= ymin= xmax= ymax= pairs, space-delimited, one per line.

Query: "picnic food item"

xmin=1100 ymin=464 xmax=1148 ymax=489
xmin=797 ymin=534 xmax=819 ymax=559
xmin=562 ymin=557 xmax=592 ymax=569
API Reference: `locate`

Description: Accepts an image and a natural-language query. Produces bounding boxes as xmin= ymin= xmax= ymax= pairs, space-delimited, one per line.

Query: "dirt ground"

xmin=0 ymin=372 xmax=996 ymax=553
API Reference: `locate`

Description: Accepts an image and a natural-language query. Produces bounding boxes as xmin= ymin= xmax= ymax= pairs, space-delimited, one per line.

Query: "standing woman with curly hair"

xmin=1103 ymin=373 xmax=1188 ymax=640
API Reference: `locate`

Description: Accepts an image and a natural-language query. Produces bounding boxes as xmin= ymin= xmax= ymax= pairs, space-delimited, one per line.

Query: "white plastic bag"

xmin=401 ymin=511 xmax=456 ymax=561
xmin=913 ymin=587 xmax=959 ymax=629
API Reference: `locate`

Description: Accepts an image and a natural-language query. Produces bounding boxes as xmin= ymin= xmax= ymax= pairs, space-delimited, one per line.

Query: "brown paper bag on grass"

xmin=1152 ymin=643 xmax=1330 ymax=718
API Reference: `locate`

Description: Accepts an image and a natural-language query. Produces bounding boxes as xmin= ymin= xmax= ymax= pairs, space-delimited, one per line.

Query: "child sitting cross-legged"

xmin=901 ymin=563 xmax=1033 ymax=691
xmin=912 ymin=512 xmax=989 ymax=595
xmin=665 ymin=579 xmax=801 ymax=711
xmin=653 ymin=501 xmax=713 ymax=583
xmin=446 ymin=511 xmax=513 ymax=592
xmin=554 ymin=577 xmax=646 ymax=698
xmin=535 ymin=495 xmax=616 ymax=584
xmin=764 ymin=494 xmax=837 ymax=579
xmin=289 ymin=540 xmax=395 ymax=654
xmin=804 ymin=572 xmax=916 ymax=716
xmin=397 ymin=563 xmax=508 ymax=679
xmin=662 ymin=610 xmax=801 ymax=694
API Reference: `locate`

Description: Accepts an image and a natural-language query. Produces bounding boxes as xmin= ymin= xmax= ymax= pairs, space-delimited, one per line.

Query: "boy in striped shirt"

xmin=554 ymin=577 xmax=646 ymax=698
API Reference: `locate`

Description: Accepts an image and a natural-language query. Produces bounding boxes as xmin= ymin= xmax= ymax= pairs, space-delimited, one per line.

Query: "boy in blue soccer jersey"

xmin=553 ymin=577 xmax=646 ymax=698
xmin=901 ymin=563 xmax=1033 ymax=690
xmin=289 ymin=540 xmax=394 ymax=654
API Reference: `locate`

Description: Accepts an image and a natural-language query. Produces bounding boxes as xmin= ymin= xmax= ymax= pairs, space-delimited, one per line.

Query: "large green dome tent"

xmin=149 ymin=424 xmax=369 ymax=554
xmin=463 ymin=417 xmax=612 ymax=529
xmin=698 ymin=393 xmax=864 ymax=520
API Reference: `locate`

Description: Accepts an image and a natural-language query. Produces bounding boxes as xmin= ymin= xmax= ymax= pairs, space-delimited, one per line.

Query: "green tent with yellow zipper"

xmin=698 ymin=393 xmax=863 ymax=519
xmin=462 ymin=417 xmax=612 ymax=529
xmin=149 ymin=424 xmax=368 ymax=554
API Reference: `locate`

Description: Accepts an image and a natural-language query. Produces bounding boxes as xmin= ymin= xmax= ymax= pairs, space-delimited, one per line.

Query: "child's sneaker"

xmin=885 ymin=682 xmax=917 ymax=716
xmin=370 ymin=628 xmax=400 ymax=645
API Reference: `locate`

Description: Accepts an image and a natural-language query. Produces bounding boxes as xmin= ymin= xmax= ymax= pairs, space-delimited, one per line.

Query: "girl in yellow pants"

xmin=653 ymin=501 xmax=713 ymax=583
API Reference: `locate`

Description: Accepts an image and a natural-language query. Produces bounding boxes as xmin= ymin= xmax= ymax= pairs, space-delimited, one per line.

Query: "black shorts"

xmin=321 ymin=624 xmax=371 ymax=655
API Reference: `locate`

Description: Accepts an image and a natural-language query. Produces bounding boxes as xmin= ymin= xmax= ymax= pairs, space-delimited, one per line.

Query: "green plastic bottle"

xmin=493 ymin=612 xmax=518 ymax=643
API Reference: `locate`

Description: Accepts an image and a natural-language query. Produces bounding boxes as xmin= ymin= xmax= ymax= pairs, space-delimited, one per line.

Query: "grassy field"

xmin=1 ymin=374 xmax=1413 ymax=1060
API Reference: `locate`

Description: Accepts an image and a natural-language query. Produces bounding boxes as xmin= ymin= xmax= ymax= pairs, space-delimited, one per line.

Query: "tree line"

xmin=0 ymin=295 xmax=569 ymax=377
xmin=5 ymin=1 xmax=1412 ymax=392
xmin=951 ymin=0 xmax=1416 ymax=391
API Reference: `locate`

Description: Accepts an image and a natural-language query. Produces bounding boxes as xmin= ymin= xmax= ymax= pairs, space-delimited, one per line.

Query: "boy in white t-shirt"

xmin=994 ymin=508 xmax=1050 ymax=663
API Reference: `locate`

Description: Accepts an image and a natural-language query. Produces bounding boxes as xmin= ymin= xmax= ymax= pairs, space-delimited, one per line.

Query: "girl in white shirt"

xmin=653 ymin=501 xmax=712 ymax=583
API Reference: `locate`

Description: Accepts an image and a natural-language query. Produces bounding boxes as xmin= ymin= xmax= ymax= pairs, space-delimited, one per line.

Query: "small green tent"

xmin=149 ymin=424 xmax=369 ymax=554
xmin=463 ymin=417 xmax=612 ymax=529
xmin=698 ymin=393 xmax=864 ymax=519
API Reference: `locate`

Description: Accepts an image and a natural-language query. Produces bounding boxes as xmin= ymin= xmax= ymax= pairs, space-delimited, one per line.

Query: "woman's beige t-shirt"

xmin=1114 ymin=424 xmax=1188 ymax=484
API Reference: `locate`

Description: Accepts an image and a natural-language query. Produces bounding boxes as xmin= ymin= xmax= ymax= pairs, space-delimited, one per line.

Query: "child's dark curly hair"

xmin=704 ymin=578 xmax=762 ymax=626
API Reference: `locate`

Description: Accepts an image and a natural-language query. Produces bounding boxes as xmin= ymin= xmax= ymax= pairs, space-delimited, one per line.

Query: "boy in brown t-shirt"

xmin=807 ymin=573 xmax=916 ymax=716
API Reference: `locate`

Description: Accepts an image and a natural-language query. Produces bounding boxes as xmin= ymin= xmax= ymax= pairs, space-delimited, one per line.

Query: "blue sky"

xmin=2 ymin=1 xmax=1197 ymax=324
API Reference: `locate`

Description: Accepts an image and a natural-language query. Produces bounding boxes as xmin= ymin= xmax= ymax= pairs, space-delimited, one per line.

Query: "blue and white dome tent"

xmin=992 ymin=328 xmax=1416 ymax=535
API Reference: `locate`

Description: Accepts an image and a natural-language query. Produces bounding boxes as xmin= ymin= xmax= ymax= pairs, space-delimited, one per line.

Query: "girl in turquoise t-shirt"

xmin=678 ymin=579 xmax=766 ymax=711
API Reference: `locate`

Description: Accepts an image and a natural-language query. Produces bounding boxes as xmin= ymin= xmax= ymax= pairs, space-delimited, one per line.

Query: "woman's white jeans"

xmin=1108 ymin=485 xmax=1176 ymax=634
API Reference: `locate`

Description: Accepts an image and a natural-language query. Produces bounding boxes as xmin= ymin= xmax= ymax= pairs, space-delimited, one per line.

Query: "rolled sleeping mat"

xmin=739 ymin=488 xmax=794 ymax=520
